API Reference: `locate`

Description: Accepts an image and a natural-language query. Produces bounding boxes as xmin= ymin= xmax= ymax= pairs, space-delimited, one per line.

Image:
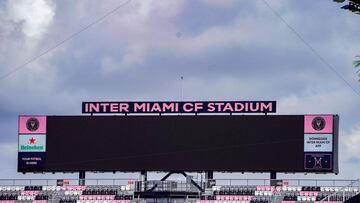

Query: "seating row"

xmin=0 ymin=201 xmax=46 ymax=203
xmin=79 ymin=195 xmax=115 ymax=200
xmin=82 ymin=189 xmax=117 ymax=195
xmin=197 ymin=201 xmax=250 ymax=203
xmin=215 ymin=196 xmax=253 ymax=201
xmin=43 ymin=186 xmax=86 ymax=191
xmin=214 ymin=190 xmax=255 ymax=196
xmin=17 ymin=195 xmax=49 ymax=200
xmin=76 ymin=201 xmax=131 ymax=203
xmin=282 ymin=202 xmax=343 ymax=203
xmin=214 ymin=185 xmax=358 ymax=193
xmin=196 ymin=200 xmax=269 ymax=203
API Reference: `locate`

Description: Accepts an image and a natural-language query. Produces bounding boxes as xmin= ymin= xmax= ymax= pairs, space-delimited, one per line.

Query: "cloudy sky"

xmin=1 ymin=0 xmax=360 ymax=182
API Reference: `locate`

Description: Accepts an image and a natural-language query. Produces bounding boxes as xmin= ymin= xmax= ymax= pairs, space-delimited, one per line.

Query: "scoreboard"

xmin=18 ymin=115 xmax=339 ymax=173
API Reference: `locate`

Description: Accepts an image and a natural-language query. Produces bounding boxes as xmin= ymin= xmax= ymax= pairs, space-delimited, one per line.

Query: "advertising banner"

xmin=304 ymin=134 xmax=333 ymax=152
xmin=18 ymin=116 xmax=47 ymax=172
xmin=19 ymin=134 xmax=46 ymax=152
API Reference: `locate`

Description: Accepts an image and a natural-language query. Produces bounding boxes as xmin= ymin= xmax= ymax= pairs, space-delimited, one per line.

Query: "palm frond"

xmin=354 ymin=61 xmax=360 ymax=67
xmin=354 ymin=56 xmax=360 ymax=68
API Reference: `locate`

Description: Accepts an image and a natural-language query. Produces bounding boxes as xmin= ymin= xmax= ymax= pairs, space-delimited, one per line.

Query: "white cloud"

xmin=0 ymin=142 xmax=17 ymax=161
xmin=0 ymin=0 xmax=56 ymax=79
xmin=121 ymin=44 xmax=147 ymax=67
xmin=100 ymin=54 xmax=135 ymax=75
xmin=278 ymin=88 xmax=358 ymax=115
xmin=101 ymin=56 xmax=120 ymax=75
xmin=344 ymin=125 xmax=360 ymax=159
xmin=176 ymin=24 xmax=253 ymax=53
xmin=200 ymin=0 xmax=236 ymax=8
xmin=6 ymin=0 xmax=55 ymax=39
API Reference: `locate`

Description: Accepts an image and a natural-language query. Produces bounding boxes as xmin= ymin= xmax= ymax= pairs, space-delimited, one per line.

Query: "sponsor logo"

xmin=20 ymin=145 xmax=44 ymax=151
xmin=304 ymin=134 xmax=333 ymax=152
xmin=26 ymin=118 xmax=40 ymax=132
xmin=312 ymin=117 xmax=326 ymax=131
xmin=20 ymin=137 xmax=44 ymax=151
xmin=19 ymin=135 xmax=46 ymax=152
xmin=28 ymin=137 xmax=36 ymax=144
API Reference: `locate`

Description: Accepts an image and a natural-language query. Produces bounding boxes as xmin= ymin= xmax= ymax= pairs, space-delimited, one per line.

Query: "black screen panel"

xmin=43 ymin=115 xmax=305 ymax=172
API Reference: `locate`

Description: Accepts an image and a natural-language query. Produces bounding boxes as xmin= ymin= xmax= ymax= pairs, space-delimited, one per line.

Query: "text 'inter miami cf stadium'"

xmin=5 ymin=101 xmax=359 ymax=203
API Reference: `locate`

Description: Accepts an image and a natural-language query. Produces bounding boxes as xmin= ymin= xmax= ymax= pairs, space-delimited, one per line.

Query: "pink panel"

xmin=304 ymin=115 xmax=333 ymax=134
xmin=19 ymin=116 xmax=46 ymax=134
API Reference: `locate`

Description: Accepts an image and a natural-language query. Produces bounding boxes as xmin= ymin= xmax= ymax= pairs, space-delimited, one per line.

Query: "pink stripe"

xmin=19 ymin=116 xmax=47 ymax=134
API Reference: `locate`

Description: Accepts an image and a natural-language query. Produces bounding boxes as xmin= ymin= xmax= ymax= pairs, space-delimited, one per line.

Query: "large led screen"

xmin=18 ymin=115 xmax=339 ymax=173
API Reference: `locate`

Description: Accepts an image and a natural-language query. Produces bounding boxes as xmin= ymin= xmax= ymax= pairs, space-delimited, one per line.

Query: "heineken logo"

xmin=20 ymin=145 xmax=44 ymax=151
xmin=18 ymin=135 xmax=46 ymax=152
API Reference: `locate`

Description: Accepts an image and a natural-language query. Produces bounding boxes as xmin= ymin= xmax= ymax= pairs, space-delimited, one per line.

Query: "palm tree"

xmin=354 ymin=56 xmax=360 ymax=81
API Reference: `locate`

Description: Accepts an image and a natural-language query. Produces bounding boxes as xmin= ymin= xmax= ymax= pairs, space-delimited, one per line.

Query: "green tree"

xmin=354 ymin=56 xmax=360 ymax=81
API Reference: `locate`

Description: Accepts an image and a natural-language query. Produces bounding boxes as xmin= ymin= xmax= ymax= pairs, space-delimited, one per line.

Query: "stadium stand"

xmin=0 ymin=180 xmax=359 ymax=203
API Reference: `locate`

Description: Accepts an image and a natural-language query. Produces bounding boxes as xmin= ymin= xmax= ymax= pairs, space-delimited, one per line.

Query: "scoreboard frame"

xmin=17 ymin=114 xmax=339 ymax=174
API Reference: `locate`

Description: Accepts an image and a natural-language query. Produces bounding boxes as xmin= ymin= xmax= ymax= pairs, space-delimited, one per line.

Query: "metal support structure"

xmin=79 ymin=171 xmax=85 ymax=186
xmin=140 ymin=171 xmax=148 ymax=190
xmin=179 ymin=171 xmax=204 ymax=192
xmin=270 ymin=171 xmax=276 ymax=180
xmin=270 ymin=171 xmax=277 ymax=186
xmin=141 ymin=171 xmax=148 ymax=181
xmin=205 ymin=171 xmax=214 ymax=188
xmin=206 ymin=171 xmax=213 ymax=179
xmin=146 ymin=171 xmax=204 ymax=193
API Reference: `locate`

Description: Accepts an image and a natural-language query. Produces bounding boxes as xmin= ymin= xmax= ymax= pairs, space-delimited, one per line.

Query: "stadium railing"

xmin=1 ymin=178 xmax=358 ymax=187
